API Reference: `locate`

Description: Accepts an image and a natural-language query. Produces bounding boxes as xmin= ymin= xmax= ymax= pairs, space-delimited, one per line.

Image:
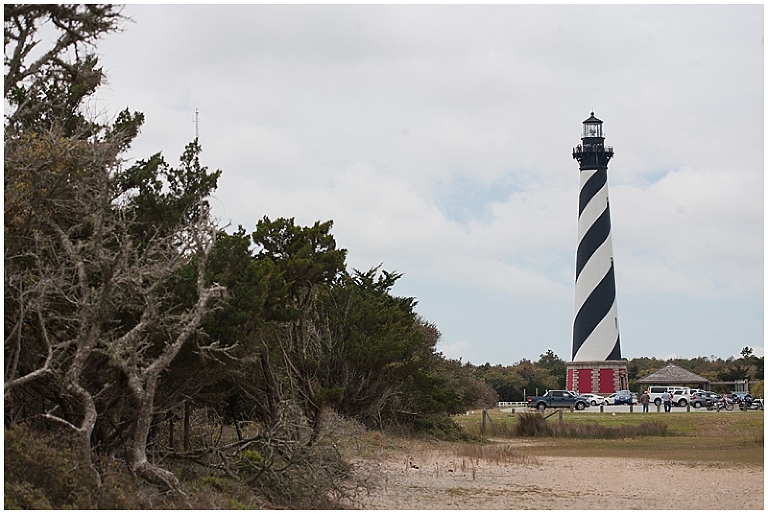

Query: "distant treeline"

xmin=468 ymin=347 xmax=764 ymax=402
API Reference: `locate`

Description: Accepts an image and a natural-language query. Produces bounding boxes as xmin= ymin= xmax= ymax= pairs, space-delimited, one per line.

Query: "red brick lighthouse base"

xmin=566 ymin=361 xmax=628 ymax=395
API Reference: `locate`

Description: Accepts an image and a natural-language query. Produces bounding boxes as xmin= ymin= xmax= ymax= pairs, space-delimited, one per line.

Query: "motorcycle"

xmin=706 ymin=397 xmax=734 ymax=411
xmin=734 ymin=395 xmax=763 ymax=411
xmin=735 ymin=395 xmax=752 ymax=411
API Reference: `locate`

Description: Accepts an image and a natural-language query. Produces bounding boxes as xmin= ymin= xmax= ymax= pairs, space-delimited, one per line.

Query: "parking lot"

xmin=499 ymin=403 xmax=761 ymax=414
xmin=582 ymin=403 xmax=739 ymax=414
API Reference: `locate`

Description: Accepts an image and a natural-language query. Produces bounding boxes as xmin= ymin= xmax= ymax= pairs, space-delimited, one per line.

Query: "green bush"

xmin=4 ymin=424 xmax=140 ymax=509
xmin=5 ymin=424 xmax=89 ymax=509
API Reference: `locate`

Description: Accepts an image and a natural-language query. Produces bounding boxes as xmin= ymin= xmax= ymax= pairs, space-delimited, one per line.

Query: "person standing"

xmin=641 ymin=390 xmax=650 ymax=412
xmin=662 ymin=390 xmax=672 ymax=412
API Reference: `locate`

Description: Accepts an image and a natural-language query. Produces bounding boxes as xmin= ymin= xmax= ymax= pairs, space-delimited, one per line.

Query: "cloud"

xmin=612 ymin=167 xmax=763 ymax=297
xmin=93 ymin=4 xmax=763 ymax=364
xmin=438 ymin=340 xmax=476 ymax=362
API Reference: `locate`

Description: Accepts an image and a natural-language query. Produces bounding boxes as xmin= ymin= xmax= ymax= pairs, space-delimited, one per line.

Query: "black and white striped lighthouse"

xmin=566 ymin=113 xmax=627 ymax=394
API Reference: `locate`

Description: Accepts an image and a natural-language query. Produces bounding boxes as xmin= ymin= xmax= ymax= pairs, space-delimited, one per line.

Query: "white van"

xmin=646 ymin=386 xmax=691 ymax=407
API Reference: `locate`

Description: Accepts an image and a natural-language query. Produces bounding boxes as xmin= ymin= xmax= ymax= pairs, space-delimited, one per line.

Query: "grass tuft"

xmin=453 ymin=443 xmax=539 ymax=465
xmin=514 ymin=412 xmax=554 ymax=437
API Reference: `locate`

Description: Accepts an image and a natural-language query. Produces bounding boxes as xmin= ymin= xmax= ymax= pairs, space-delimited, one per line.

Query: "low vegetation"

xmin=453 ymin=443 xmax=539 ymax=466
xmin=6 ymin=407 xmax=763 ymax=508
xmin=512 ymin=412 xmax=668 ymax=438
xmin=5 ymin=411 xmax=368 ymax=509
xmin=453 ymin=408 xmax=763 ymax=466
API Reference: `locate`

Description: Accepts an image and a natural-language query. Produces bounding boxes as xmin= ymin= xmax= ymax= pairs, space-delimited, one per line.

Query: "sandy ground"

xmin=344 ymin=444 xmax=764 ymax=510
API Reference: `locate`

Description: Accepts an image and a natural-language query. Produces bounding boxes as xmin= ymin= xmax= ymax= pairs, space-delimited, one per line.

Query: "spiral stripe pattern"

xmin=572 ymin=167 xmax=621 ymax=361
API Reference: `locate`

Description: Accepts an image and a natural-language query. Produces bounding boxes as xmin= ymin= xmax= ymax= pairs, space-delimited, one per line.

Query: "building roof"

xmin=635 ymin=363 xmax=710 ymax=385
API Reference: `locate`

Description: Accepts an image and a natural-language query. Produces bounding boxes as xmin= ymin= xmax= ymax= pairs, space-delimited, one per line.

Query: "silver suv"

xmin=690 ymin=391 xmax=720 ymax=409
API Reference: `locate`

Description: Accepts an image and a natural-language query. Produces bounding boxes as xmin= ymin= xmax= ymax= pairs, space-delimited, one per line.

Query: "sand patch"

xmin=344 ymin=445 xmax=763 ymax=510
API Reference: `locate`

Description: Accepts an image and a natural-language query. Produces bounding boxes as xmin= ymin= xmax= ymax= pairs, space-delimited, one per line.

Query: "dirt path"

xmin=345 ymin=447 xmax=763 ymax=510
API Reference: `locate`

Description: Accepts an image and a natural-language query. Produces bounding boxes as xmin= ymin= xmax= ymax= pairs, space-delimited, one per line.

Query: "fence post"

xmin=629 ymin=403 xmax=633 ymax=413
xmin=656 ymin=403 xmax=661 ymax=413
xmin=558 ymin=410 xmax=563 ymax=423
xmin=481 ymin=409 xmax=487 ymax=435
xmin=600 ymin=405 xmax=604 ymax=413
xmin=183 ymin=400 xmax=191 ymax=451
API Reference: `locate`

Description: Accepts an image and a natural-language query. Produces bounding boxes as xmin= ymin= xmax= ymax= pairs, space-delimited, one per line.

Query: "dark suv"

xmin=614 ymin=390 xmax=634 ymax=405
xmin=690 ymin=391 xmax=719 ymax=409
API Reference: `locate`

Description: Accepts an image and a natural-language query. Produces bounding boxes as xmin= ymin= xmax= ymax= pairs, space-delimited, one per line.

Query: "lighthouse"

xmin=566 ymin=113 xmax=627 ymax=394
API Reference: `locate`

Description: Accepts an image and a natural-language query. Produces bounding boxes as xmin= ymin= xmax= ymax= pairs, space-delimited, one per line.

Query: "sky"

xmin=91 ymin=4 xmax=763 ymax=365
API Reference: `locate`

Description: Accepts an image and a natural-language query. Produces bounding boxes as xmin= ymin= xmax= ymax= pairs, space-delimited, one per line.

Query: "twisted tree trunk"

xmin=121 ymin=234 xmax=224 ymax=490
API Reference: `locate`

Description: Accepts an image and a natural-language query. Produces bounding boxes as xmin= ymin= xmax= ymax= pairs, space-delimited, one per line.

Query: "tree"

xmin=473 ymin=359 xmax=560 ymax=402
xmin=5 ymin=6 xmax=133 ymax=485
xmin=251 ymin=216 xmax=347 ymax=309
xmin=201 ymin=218 xmax=487 ymax=434
xmin=536 ymin=349 xmax=567 ymax=389
xmin=5 ymin=134 xmax=224 ymax=489
xmin=4 ymin=5 xmax=125 ymax=135
xmin=717 ymin=364 xmax=750 ymax=383
xmin=5 ymin=6 xmax=225 ymax=490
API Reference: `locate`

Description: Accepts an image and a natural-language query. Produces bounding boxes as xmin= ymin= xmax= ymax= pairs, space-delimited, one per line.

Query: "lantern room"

xmin=582 ymin=112 xmax=604 ymax=139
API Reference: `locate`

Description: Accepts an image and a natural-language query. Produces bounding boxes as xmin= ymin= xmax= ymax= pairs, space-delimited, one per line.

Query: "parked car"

xmin=690 ymin=391 xmax=720 ymax=409
xmin=614 ymin=390 xmax=634 ymax=405
xmin=647 ymin=386 xmax=670 ymax=406
xmin=581 ymin=393 xmax=607 ymax=406
xmin=603 ymin=392 xmax=617 ymax=405
xmin=527 ymin=390 xmax=589 ymax=411
xmin=669 ymin=388 xmax=691 ymax=407
xmin=648 ymin=386 xmax=691 ymax=407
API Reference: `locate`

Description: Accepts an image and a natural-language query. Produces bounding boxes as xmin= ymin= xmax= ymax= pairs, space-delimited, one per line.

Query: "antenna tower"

xmin=194 ymin=108 xmax=199 ymax=140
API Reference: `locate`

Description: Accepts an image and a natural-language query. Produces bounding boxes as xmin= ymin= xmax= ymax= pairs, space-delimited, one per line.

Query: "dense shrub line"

xmin=513 ymin=412 xmax=668 ymax=438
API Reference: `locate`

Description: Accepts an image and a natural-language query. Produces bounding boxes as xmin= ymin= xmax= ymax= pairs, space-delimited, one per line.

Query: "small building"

xmin=635 ymin=363 xmax=710 ymax=390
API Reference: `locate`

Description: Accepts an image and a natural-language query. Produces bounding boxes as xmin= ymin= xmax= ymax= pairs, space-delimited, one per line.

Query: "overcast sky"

xmin=92 ymin=4 xmax=764 ymax=365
